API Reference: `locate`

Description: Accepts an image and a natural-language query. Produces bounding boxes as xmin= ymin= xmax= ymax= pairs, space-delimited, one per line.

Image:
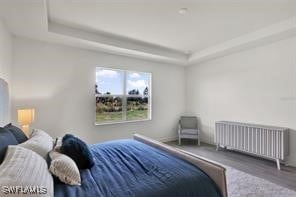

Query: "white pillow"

xmin=19 ymin=129 xmax=53 ymax=159
xmin=49 ymin=151 xmax=81 ymax=185
xmin=0 ymin=145 xmax=53 ymax=197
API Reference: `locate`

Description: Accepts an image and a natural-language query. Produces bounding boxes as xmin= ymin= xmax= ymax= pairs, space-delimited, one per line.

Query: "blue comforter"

xmin=54 ymin=139 xmax=221 ymax=197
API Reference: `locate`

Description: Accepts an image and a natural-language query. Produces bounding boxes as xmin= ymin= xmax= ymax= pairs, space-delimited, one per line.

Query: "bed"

xmin=0 ymin=78 xmax=227 ymax=197
xmin=54 ymin=134 xmax=227 ymax=197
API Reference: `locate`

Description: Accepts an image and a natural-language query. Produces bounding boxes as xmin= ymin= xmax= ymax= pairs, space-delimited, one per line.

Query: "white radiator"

xmin=215 ymin=121 xmax=289 ymax=170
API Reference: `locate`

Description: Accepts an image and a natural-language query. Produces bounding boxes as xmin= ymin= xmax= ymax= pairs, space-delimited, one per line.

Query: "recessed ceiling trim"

xmin=189 ymin=17 xmax=296 ymax=65
xmin=48 ymin=20 xmax=188 ymax=64
xmin=48 ymin=15 xmax=296 ymax=66
xmin=7 ymin=0 xmax=292 ymax=66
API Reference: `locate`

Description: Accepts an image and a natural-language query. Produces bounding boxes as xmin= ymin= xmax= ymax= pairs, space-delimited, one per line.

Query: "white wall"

xmin=0 ymin=19 xmax=12 ymax=123
xmin=0 ymin=19 xmax=12 ymax=84
xmin=11 ymin=37 xmax=185 ymax=143
xmin=185 ymin=36 xmax=296 ymax=166
xmin=11 ymin=29 xmax=296 ymax=165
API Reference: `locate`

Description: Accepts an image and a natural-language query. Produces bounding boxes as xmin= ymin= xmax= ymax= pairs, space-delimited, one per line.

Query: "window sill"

xmin=95 ymin=118 xmax=152 ymax=126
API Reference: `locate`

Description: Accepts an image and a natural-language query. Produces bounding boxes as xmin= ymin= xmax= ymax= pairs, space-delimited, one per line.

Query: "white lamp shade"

xmin=17 ymin=109 xmax=35 ymax=125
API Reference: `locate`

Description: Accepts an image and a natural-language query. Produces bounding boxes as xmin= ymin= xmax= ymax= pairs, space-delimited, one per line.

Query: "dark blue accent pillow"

xmin=4 ymin=123 xmax=28 ymax=143
xmin=62 ymin=134 xmax=74 ymax=142
xmin=60 ymin=134 xmax=94 ymax=169
xmin=0 ymin=127 xmax=18 ymax=164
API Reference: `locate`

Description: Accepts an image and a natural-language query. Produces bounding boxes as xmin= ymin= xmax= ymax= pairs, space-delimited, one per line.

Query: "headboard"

xmin=0 ymin=78 xmax=9 ymax=127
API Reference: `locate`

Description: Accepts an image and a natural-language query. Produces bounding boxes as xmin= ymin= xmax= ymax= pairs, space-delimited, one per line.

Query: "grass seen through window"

xmin=96 ymin=68 xmax=151 ymax=124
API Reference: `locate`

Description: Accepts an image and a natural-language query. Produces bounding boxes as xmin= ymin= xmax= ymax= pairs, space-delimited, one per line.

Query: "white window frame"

xmin=95 ymin=67 xmax=152 ymax=125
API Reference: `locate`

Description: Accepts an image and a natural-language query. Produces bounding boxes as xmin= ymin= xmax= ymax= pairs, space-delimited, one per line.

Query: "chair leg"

xmin=178 ymin=137 xmax=181 ymax=145
xmin=198 ymin=138 xmax=200 ymax=146
xmin=216 ymin=144 xmax=220 ymax=151
xmin=276 ymin=159 xmax=281 ymax=170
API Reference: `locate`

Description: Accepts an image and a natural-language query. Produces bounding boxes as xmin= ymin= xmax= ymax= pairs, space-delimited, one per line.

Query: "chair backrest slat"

xmin=180 ymin=116 xmax=197 ymax=129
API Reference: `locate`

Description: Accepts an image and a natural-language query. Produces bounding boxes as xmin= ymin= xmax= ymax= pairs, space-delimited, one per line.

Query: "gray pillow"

xmin=0 ymin=145 xmax=53 ymax=197
xmin=19 ymin=129 xmax=53 ymax=159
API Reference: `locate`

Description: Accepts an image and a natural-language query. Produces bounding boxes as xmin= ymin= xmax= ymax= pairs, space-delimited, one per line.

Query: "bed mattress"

xmin=54 ymin=139 xmax=221 ymax=197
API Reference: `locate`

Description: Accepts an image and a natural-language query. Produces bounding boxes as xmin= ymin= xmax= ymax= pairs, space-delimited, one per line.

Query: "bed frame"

xmin=134 ymin=134 xmax=228 ymax=197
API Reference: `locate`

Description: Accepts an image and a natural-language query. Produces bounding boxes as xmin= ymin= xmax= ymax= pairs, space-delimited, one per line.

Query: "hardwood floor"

xmin=167 ymin=140 xmax=296 ymax=191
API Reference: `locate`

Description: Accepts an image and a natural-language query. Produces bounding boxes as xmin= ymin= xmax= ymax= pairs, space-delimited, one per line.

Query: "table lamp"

xmin=17 ymin=109 xmax=35 ymax=136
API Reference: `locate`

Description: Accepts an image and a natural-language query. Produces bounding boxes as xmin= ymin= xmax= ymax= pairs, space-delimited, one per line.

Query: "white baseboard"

xmin=157 ymin=136 xmax=214 ymax=144
xmin=199 ymin=137 xmax=215 ymax=145
xmin=156 ymin=135 xmax=215 ymax=144
xmin=286 ymin=158 xmax=296 ymax=167
xmin=157 ymin=136 xmax=178 ymax=143
xmin=156 ymin=135 xmax=296 ymax=168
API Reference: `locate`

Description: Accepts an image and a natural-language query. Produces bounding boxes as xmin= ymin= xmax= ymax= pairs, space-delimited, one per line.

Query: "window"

xmin=96 ymin=67 xmax=151 ymax=124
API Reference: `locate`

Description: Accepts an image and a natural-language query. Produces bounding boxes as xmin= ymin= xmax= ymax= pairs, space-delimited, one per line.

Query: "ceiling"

xmin=0 ymin=0 xmax=296 ymax=65
xmin=48 ymin=0 xmax=296 ymax=52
